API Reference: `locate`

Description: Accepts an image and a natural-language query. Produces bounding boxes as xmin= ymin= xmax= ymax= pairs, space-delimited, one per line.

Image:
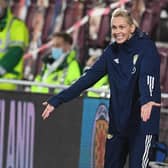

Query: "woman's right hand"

xmin=41 ymin=101 xmax=55 ymax=120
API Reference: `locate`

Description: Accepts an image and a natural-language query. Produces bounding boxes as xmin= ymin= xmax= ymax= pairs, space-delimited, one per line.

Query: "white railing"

xmin=0 ymin=78 xmax=168 ymax=114
xmin=0 ymin=78 xmax=167 ymax=98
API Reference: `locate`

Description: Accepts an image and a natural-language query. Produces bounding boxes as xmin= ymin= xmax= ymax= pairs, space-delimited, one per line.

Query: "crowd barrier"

xmin=0 ymin=90 xmax=167 ymax=168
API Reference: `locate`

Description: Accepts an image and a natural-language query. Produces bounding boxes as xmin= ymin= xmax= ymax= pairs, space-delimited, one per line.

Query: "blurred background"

xmin=9 ymin=0 xmax=168 ymax=84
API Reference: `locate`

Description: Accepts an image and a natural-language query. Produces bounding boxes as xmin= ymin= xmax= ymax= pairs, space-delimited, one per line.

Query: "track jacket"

xmin=47 ymin=29 xmax=161 ymax=135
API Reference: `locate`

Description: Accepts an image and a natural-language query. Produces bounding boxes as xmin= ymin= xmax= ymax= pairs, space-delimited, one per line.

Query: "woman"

xmin=41 ymin=8 xmax=161 ymax=168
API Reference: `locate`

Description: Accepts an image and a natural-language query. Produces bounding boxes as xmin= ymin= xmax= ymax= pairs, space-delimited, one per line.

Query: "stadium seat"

xmin=155 ymin=11 xmax=168 ymax=42
xmin=159 ymin=47 xmax=168 ymax=92
xmin=60 ymin=1 xmax=85 ymax=65
xmin=49 ymin=0 xmax=57 ymax=4
xmin=41 ymin=0 xmax=63 ymax=42
xmin=140 ymin=1 xmax=162 ymax=40
xmin=88 ymin=14 xmax=111 ymax=48
xmin=161 ymin=48 xmax=168 ymax=93
xmin=159 ymin=47 xmax=168 ymax=108
xmin=162 ymin=98 xmax=168 ymax=108
xmin=25 ymin=2 xmax=38 ymax=32
xmin=61 ymin=1 xmax=84 ymax=31
xmin=76 ymin=24 xmax=89 ymax=67
xmin=41 ymin=3 xmax=57 ymax=43
xmin=163 ymin=70 xmax=168 ymax=93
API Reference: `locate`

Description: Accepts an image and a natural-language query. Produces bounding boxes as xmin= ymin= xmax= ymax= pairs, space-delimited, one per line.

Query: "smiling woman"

xmin=111 ymin=8 xmax=137 ymax=44
xmin=41 ymin=8 xmax=161 ymax=168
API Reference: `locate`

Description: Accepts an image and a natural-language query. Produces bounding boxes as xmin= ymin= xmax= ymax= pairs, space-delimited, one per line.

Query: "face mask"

xmin=51 ymin=47 xmax=64 ymax=60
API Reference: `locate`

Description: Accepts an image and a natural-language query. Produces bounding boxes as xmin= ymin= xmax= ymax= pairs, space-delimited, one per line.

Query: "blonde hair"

xmin=111 ymin=8 xmax=139 ymax=27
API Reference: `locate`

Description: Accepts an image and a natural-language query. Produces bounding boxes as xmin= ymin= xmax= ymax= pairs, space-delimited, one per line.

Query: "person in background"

xmin=0 ymin=0 xmax=29 ymax=90
xmin=41 ymin=8 xmax=161 ymax=168
xmin=31 ymin=32 xmax=81 ymax=94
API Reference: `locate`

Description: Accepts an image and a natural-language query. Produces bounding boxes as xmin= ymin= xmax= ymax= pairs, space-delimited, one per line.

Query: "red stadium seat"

xmin=159 ymin=47 xmax=168 ymax=92
xmin=162 ymin=98 xmax=168 ymax=108
xmin=140 ymin=9 xmax=157 ymax=39
xmin=163 ymin=68 xmax=168 ymax=93
xmin=140 ymin=1 xmax=161 ymax=37
xmin=61 ymin=1 xmax=85 ymax=65
xmin=25 ymin=2 xmax=38 ymax=32
xmin=88 ymin=14 xmax=111 ymax=48
xmin=41 ymin=3 xmax=56 ymax=43
xmin=61 ymin=1 xmax=84 ymax=31
xmin=155 ymin=11 xmax=168 ymax=42
xmin=76 ymin=24 xmax=89 ymax=67
xmin=49 ymin=0 xmax=57 ymax=4
xmin=159 ymin=46 xmax=168 ymax=108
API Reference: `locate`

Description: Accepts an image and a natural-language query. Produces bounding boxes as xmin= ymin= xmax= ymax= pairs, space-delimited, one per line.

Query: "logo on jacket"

xmin=133 ymin=54 xmax=139 ymax=65
xmin=107 ymin=133 xmax=114 ymax=139
xmin=131 ymin=67 xmax=136 ymax=74
xmin=131 ymin=54 xmax=139 ymax=74
xmin=147 ymin=75 xmax=155 ymax=96
xmin=113 ymin=58 xmax=119 ymax=64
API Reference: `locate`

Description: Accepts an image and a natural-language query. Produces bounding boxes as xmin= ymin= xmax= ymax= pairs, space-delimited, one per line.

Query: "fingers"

xmin=41 ymin=103 xmax=54 ymax=120
xmin=151 ymin=102 xmax=161 ymax=107
xmin=141 ymin=101 xmax=161 ymax=122
xmin=42 ymin=107 xmax=50 ymax=120
xmin=141 ymin=107 xmax=151 ymax=122
xmin=42 ymin=101 xmax=48 ymax=106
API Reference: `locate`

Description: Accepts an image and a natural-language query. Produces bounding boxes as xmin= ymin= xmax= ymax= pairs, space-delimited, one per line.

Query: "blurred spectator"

xmin=0 ymin=0 xmax=29 ymax=90
xmin=31 ymin=32 xmax=81 ymax=93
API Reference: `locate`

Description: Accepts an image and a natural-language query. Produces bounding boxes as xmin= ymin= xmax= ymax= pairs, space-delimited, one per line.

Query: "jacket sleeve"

xmin=139 ymin=40 xmax=161 ymax=105
xmin=0 ymin=47 xmax=23 ymax=75
xmin=47 ymin=52 xmax=108 ymax=108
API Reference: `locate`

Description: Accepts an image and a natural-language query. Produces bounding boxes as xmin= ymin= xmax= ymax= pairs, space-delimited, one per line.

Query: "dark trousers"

xmin=104 ymin=133 xmax=157 ymax=168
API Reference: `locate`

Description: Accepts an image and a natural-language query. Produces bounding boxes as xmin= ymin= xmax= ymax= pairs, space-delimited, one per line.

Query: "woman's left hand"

xmin=141 ymin=101 xmax=161 ymax=122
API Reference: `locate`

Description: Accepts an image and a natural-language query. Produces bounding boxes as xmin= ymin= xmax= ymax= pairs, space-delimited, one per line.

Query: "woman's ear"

xmin=131 ymin=24 xmax=136 ymax=33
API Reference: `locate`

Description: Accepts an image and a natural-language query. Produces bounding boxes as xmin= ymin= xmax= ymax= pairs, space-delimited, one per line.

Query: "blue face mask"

xmin=51 ymin=48 xmax=64 ymax=60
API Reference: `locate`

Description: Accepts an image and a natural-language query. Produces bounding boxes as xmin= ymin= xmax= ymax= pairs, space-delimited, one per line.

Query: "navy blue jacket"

xmin=47 ymin=29 xmax=161 ymax=135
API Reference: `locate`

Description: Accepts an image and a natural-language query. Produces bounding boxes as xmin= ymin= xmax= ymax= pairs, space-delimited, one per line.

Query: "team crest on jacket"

xmin=107 ymin=133 xmax=113 ymax=139
xmin=131 ymin=54 xmax=139 ymax=74
xmin=133 ymin=54 xmax=139 ymax=65
xmin=131 ymin=67 xmax=136 ymax=74
xmin=113 ymin=58 xmax=119 ymax=64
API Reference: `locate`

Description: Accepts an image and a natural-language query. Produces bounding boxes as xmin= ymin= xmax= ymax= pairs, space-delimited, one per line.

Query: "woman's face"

xmin=111 ymin=16 xmax=135 ymax=44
